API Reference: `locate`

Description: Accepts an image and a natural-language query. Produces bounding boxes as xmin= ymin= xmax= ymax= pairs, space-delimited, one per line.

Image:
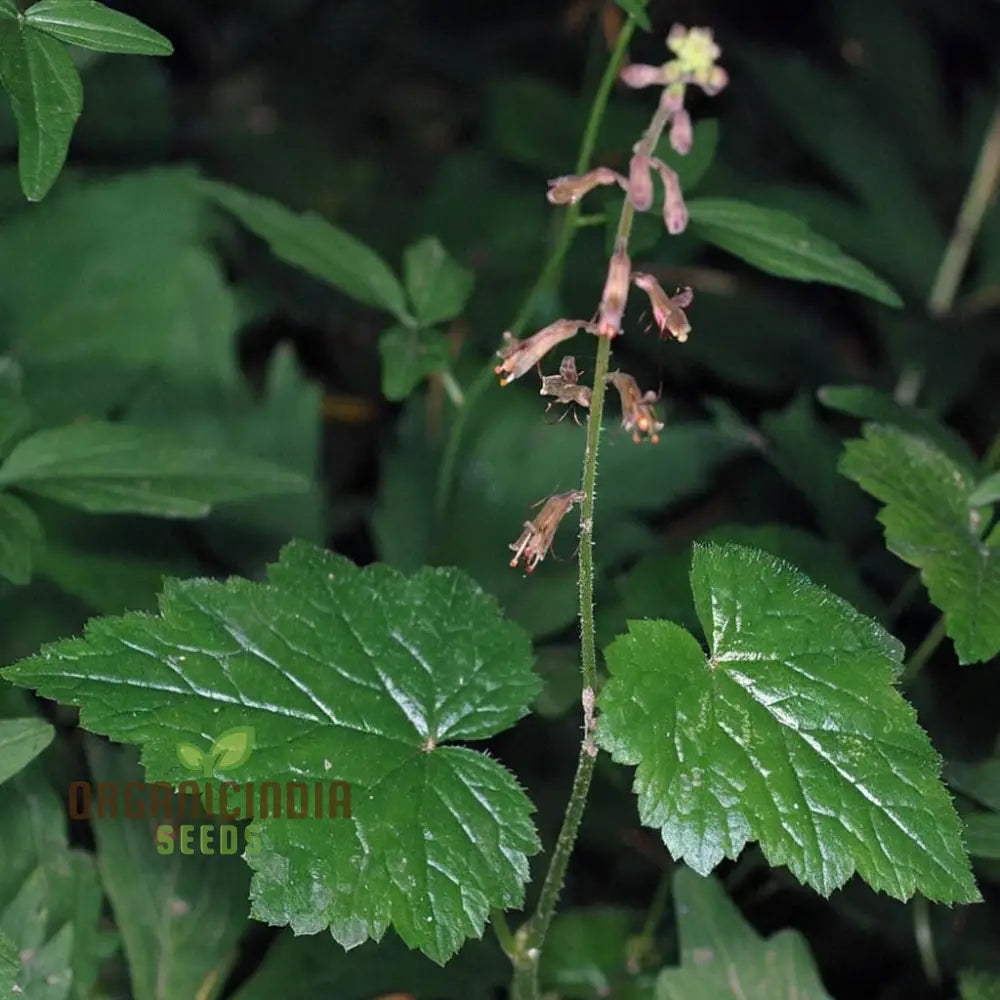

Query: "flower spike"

xmin=509 ymin=491 xmax=586 ymax=573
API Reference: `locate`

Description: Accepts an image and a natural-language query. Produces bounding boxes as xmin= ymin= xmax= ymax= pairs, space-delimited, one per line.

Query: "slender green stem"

xmin=928 ymin=96 xmax=1000 ymax=317
xmin=896 ymin=94 xmax=1000 ymax=403
xmin=913 ymin=896 xmax=942 ymax=986
xmin=901 ymin=615 xmax=947 ymax=683
xmin=432 ymin=19 xmax=637 ymax=522
xmin=490 ymin=908 xmax=517 ymax=959
xmin=626 ymin=867 xmax=672 ymax=971
xmin=510 ymin=60 xmax=673 ymax=1000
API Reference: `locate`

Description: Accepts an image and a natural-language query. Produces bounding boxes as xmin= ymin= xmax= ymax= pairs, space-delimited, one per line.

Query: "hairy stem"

xmin=432 ymin=19 xmax=637 ymax=522
xmin=510 ymin=65 xmax=674 ymax=1000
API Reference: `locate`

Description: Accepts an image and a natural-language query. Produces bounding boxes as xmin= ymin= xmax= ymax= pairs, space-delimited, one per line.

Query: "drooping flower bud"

xmin=627 ymin=153 xmax=654 ymax=211
xmin=669 ymin=107 xmax=693 ymax=155
xmin=632 ymin=273 xmax=692 ymax=342
xmin=651 ymin=159 xmax=687 ymax=234
xmin=597 ymin=247 xmax=631 ymax=337
xmin=606 ymin=370 xmax=664 ymax=444
xmin=509 ymin=490 xmax=585 ymax=573
xmin=619 ymin=63 xmax=669 ymax=89
xmin=546 ymin=167 xmax=625 ymax=206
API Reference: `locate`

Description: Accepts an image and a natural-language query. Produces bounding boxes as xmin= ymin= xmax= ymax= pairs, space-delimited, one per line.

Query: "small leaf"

xmin=819 ymin=384 xmax=976 ymax=469
xmin=210 ymin=725 xmax=255 ymax=770
xmin=840 ymin=424 xmax=1000 ymax=664
xmin=176 ymin=742 xmax=205 ymax=772
xmin=0 ymin=716 xmax=54 ymax=784
xmin=24 ymin=0 xmax=172 ymax=55
xmin=0 ymin=492 xmax=43 ymax=585
xmin=540 ymin=908 xmax=638 ymax=998
xmin=0 ymin=420 xmax=308 ymax=517
xmin=970 ymin=470 xmax=1000 ymax=508
xmin=6 ymin=541 xmax=542 ymax=963
xmin=656 ymin=868 xmax=833 ymax=1000
xmin=597 ymin=543 xmax=979 ymax=903
xmin=403 ymin=236 xmax=474 ymax=327
xmin=687 ymin=198 xmax=903 ymax=307
xmin=199 ymin=179 xmax=412 ymax=324
xmin=0 ymin=20 xmax=83 ymax=201
xmin=963 ymin=812 xmax=1000 ymax=859
xmin=612 ymin=0 xmax=651 ymax=31
xmin=86 ymin=739 xmax=250 ymax=1000
xmin=378 ymin=324 xmax=451 ymax=401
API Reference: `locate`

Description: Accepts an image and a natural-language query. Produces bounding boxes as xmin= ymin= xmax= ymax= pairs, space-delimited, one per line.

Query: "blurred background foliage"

xmin=2 ymin=0 xmax=1000 ymax=997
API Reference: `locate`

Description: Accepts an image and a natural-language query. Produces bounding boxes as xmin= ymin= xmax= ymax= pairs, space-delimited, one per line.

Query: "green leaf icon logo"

xmin=210 ymin=726 xmax=255 ymax=771
xmin=176 ymin=742 xmax=205 ymax=773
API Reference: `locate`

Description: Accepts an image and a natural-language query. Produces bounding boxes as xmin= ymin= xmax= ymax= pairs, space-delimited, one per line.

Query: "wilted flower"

xmin=540 ymin=356 xmax=591 ymax=421
xmin=546 ymin=167 xmax=625 ymax=205
xmin=632 ymin=273 xmax=693 ymax=342
xmin=495 ymin=319 xmax=596 ymax=386
xmin=597 ymin=247 xmax=632 ymax=337
xmin=606 ymin=370 xmax=664 ymax=443
xmin=509 ymin=491 xmax=586 ymax=572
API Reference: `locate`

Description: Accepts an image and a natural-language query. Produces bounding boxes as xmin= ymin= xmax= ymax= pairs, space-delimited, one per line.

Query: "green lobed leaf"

xmin=199 ymin=178 xmax=412 ymax=323
xmin=539 ymin=908 xmax=639 ymax=999
xmin=597 ymin=543 xmax=979 ymax=903
xmin=403 ymin=235 xmax=474 ymax=327
xmin=840 ymin=424 xmax=1000 ymax=664
xmin=85 ymin=739 xmax=250 ymax=1000
xmin=5 ymin=541 xmax=542 ymax=963
xmin=378 ymin=324 xmax=451 ymax=401
xmin=24 ymin=0 xmax=172 ymax=55
xmin=818 ymin=384 xmax=977 ymax=470
xmin=687 ymin=198 xmax=903 ymax=307
xmin=0 ymin=420 xmax=308 ymax=517
xmin=656 ymin=868 xmax=832 ymax=1000
xmin=0 ymin=716 xmax=54 ymax=784
xmin=0 ymin=492 xmax=43 ymax=584
xmin=0 ymin=20 xmax=83 ymax=200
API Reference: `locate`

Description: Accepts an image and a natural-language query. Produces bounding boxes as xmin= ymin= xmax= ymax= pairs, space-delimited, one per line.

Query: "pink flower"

xmin=632 ymin=273 xmax=693 ymax=342
xmin=619 ymin=63 xmax=669 ymax=89
xmin=669 ymin=108 xmax=693 ymax=155
xmin=494 ymin=320 xmax=597 ymax=386
xmin=627 ymin=153 xmax=654 ymax=211
xmin=596 ymin=248 xmax=632 ymax=337
xmin=651 ymin=160 xmax=687 ymax=234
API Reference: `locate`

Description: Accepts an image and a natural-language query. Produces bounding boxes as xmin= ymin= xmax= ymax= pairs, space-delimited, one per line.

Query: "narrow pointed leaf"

xmin=25 ymin=0 xmax=172 ymax=55
xmin=0 ymin=21 xmax=83 ymax=200
xmin=0 ymin=420 xmax=308 ymax=517
xmin=597 ymin=543 xmax=978 ymax=903
xmin=840 ymin=424 xmax=1000 ymax=663
xmin=0 ymin=492 xmax=43 ymax=585
xmin=612 ymin=0 xmax=652 ymax=30
xmin=0 ymin=717 xmax=54 ymax=784
xmin=5 ymin=541 xmax=541 ymax=963
xmin=970 ymin=470 xmax=1000 ymax=508
xmin=199 ymin=179 xmax=412 ymax=324
xmin=687 ymin=198 xmax=903 ymax=307
xmin=656 ymin=869 xmax=832 ymax=1000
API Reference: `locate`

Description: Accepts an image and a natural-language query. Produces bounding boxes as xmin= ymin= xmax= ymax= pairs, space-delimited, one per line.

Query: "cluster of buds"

xmin=499 ymin=24 xmax=726 ymax=573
